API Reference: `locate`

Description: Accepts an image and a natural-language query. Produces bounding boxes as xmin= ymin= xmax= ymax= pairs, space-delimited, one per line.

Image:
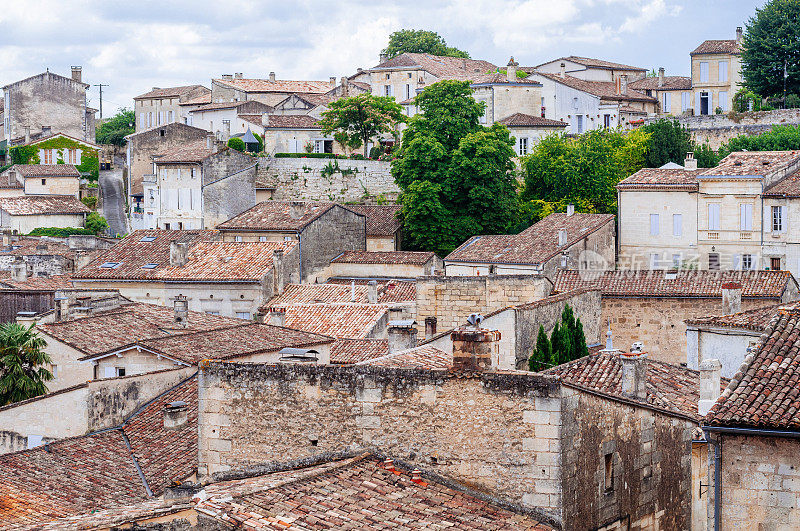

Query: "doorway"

xmin=771 ymin=257 xmax=782 ymax=271
xmin=700 ymin=92 xmax=710 ymax=115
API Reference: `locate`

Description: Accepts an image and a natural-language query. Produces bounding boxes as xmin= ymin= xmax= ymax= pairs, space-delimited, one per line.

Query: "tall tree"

xmin=0 ymin=323 xmax=52 ymax=406
xmin=641 ymin=119 xmax=695 ymax=168
xmin=741 ymin=0 xmax=800 ymax=97
xmin=320 ymin=94 xmax=405 ymax=157
xmin=383 ymin=29 xmax=470 ymax=59
xmin=528 ymin=304 xmax=590 ymax=371
xmin=529 ymin=325 xmax=553 ymax=371
xmin=96 ymin=109 xmax=135 ymax=146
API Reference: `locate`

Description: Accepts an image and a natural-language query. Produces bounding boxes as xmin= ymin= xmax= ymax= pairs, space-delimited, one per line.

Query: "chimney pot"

xmin=621 ymin=74 xmax=628 ymax=95
xmin=367 ymin=280 xmax=378 ymax=304
xmin=206 ymin=132 xmax=215 ymax=150
xmin=699 ymin=358 xmax=722 ymax=416
xmin=234 ymin=72 xmax=243 ymax=79
xmin=506 ymin=57 xmax=518 ymax=83
xmin=620 ymin=350 xmax=647 ymax=400
xmin=383 ymin=458 xmax=394 ymax=470
xmin=329 ymin=76 xmax=336 ymax=86
xmin=721 ymin=282 xmax=742 ymax=315
xmin=736 ymin=26 xmax=743 ymax=42
xmin=289 ymin=201 xmax=305 ymax=220
xmin=71 ymin=66 xmax=82 ymax=84
xmin=269 ymin=72 xmax=276 ymax=83
xmin=169 ymin=241 xmax=189 ymax=267
xmin=388 ymin=320 xmax=418 ymax=354
xmin=451 ymin=327 xmax=500 ymax=372
xmin=411 ymin=468 xmax=423 ymax=482
xmin=222 ymin=74 xmax=233 ymax=81
xmin=560 ymin=62 xmax=566 ymax=78
xmin=566 ymin=204 xmax=575 ymax=216
xmin=173 ymin=295 xmax=188 ymax=328
xmin=658 ymin=67 xmax=665 ymax=88
xmin=424 ymin=316 xmax=437 ymax=338
xmin=684 ymin=151 xmax=698 ymax=170
xmin=163 ymin=400 xmax=188 ymax=429
xmin=2 ymin=230 xmax=10 ymax=247
xmin=261 ymin=112 xmax=270 ymax=127
xmin=11 ymin=258 xmax=27 ymax=282
xmin=350 ymin=279 xmax=356 ymax=302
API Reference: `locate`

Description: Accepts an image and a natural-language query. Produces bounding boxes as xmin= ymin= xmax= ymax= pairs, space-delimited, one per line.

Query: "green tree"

xmin=383 ymin=29 xmax=470 ymax=59
xmin=741 ymin=0 xmax=800 ymax=97
xmin=528 ymin=304 xmax=590 ymax=371
xmin=641 ymin=119 xmax=694 ymax=167
xmin=96 ymin=109 xmax=135 ymax=146
xmin=529 ymin=325 xmax=552 ymax=371
xmin=0 ymin=323 xmax=52 ymax=406
xmin=85 ymin=211 xmax=109 ymax=234
xmin=227 ymin=137 xmax=246 ymax=152
xmin=393 ymin=80 xmax=517 ymax=255
xmin=320 ymin=93 xmax=406 ymax=157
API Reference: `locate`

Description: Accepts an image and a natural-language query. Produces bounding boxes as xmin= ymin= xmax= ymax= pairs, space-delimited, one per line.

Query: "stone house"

xmin=13 ymin=132 xmax=99 ymax=172
xmin=690 ymin=27 xmax=742 ymax=115
xmin=150 ymin=139 xmax=258 ymax=229
xmin=271 ymin=77 xmax=371 ymax=120
xmin=533 ymin=56 xmax=647 ymax=84
xmin=496 ymin=113 xmax=567 ymax=155
xmin=630 ymin=68 xmax=694 ymax=117
xmin=0 ymin=195 xmax=89 ymax=233
xmin=133 ymin=85 xmax=210 ymax=131
xmin=257 ymin=114 xmax=342 ymax=155
xmin=702 ymin=303 xmax=800 ymax=529
xmin=326 ymin=251 xmax=440 ymax=280
xmin=345 ymin=204 xmax=403 ymax=251
xmin=0 ymin=164 xmax=80 ymax=197
xmin=554 ymin=269 xmax=799 ymax=365
xmin=444 ymin=211 xmax=616 ymax=278
xmin=618 ymin=150 xmax=800 ymax=276
xmin=71 ymin=229 xmax=300 ymax=318
xmin=210 ymin=73 xmax=336 ymax=107
xmin=185 ymin=99 xmax=272 ymax=139
xmin=2 ymin=66 xmax=95 ymax=146
xmin=216 ymin=201 xmax=366 ymax=282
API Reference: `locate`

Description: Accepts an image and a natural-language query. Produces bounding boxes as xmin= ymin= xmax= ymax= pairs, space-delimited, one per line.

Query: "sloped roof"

xmin=11 ymin=164 xmax=80 ymax=177
xmin=371 ymin=53 xmax=497 ymax=80
xmin=629 ymin=76 xmax=692 ymax=91
xmin=706 ymin=306 xmax=800 ymax=430
xmin=0 ymin=274 xmax=74 ymax=291
xmin=331 ymin=250 xmax=434 ymax=265
xmin=154 ymin=139 xmax=216 ymax=163
xmin=685 ymin=302 xmax=792 ymax=332
xmin=496 ymin=113 xmax=567 ymax=128
xmin=344 ymin=204 xmax=402 ymax=236
xmin=0 ymin=196 xmax=90 ymax=216
xmin=259 ymin=115 xmax=321 ymax=129
xmin=691 ymin=39 xmax=742 ymax=55
xmin=216 ymin=201 xmax=341 ymax=232
xmin=358 ymin=345 xmax=451 ymax=370
xmin=268 ymin=281 xmax=415 ymax=306
xmin=272 ymin=303 xmax=388 ymax=339
xmin=538 ymin=56 xmax=647 ymax=72
xmin=445 ymin=212 xmax=614 ymax=266
xmin=764 ymin=168 xmax=800 ymax=197
xmin=553 ymin=270 xmax=794 ymax=299
xmin=469 ymin=73 xmax=542 ymax=85
xmin=534 ymin=72 xmax=657 ymax=104
xmin=18 ymin=132 xmax=100 ymax=149
xmin=330 ymin=338 xmax=389 ymax=364
xmin=700 ymin=151 xmax=800 ymax=177
xmin=134 ymin=85 xmax=209 ymax=100
xmin=617 ymin=167 xmax=700 ymax=191
xmin=213 ymin=77 xmax=333 ymax=94
xmin=0 ymin=237 xmax=75 ymax=259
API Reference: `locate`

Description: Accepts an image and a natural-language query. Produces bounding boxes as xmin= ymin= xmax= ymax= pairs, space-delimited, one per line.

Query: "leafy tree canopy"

xmin=227 ymin=137 xmax=246 ymax=152
xmin=85 ymin=211 xmax=109 ymax=235
xmin=741 ymin=0 xmax=800 ymax=97
xmin=383 ymin=29 xmax=470 ymax=59
xmin=641 ymin=119 xmax=695 ymax=168
xmin=96 ymin=109 xmax=135 ymax=147
xmin=320 ymin=94 xmax=406 ymax=157
xmin=0 ymin=323 xmax=52 ymax=406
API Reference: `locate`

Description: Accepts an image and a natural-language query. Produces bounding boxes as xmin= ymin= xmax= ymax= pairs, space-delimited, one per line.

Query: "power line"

xmin=93 ymin=83 xmax=109 ymax=120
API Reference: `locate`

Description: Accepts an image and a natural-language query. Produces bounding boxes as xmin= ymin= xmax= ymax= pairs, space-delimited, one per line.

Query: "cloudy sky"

xmin=0 ymin=0 xmax=763 ymax=116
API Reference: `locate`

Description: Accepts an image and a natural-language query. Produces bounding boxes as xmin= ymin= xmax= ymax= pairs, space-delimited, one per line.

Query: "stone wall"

xmin=716 ymin=433 xmax=800 ymax=528
xmin=415 ymin=274 xmax=553 ymax=333
xmin=560 ymin=386 xmax=696 ymax=530
xmin=197 ymin=362 xmax=563 ymax=522
xmin=201 ymin=151 xmax=258 ymax=229
xmin=256 ymin=157 xmax=399 ymax=203
xmin=301 ymin=205 xmax=365 ymax=282
xmin=0 ymin=254 xmax=72 ymax=277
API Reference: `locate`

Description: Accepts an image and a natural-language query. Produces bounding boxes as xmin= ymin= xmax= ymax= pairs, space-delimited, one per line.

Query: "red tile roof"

xmin=0 ymin=170 xmax=23 ymax=189
xmin=445 ymin=212 xmax=614 ymax=265
xmin=216 ymin=201 xmax=341 ymax=232
xmin=629 ymin=76 xmax=693 ymax=91
xmin=330 ymin=338 xmax=389 ymax=364
xmin=273 ymin=303 xmax=388 ymax=339
xmin=213 ymin=78 xmax=333 ymax=94
xmin=538 ymin=56 xmax=647 ymax=72
xmin=11 ymin=164 xmax=81 ymax=177
xmin=134 ymin=85 xmax=209 ymax=100
xmin=691 ymin=39 xmax=742 ymax=55
xmin=260 ymin=114 xmax=321 ymax=129
xmin=496 ymin=113 xmax=567 ymax=128
xmin=154 ymin=139 xmax=216 ymax=163
xmin=553 ymin=270 xmax=794 ymax=299
xmin=321 ymin=278 xmax=417 ymax=302
xmin=371 ymin=53 xmax=498 ymax=81
xmin=178 ymin=93 xmax=212 ymax=106
xmin=700 ymin=151 xmax=800 ymax=177
xmin=344 ymin=204 xmax=402 ymax=236
xmin=763 ymin=168 xmax=800 ymax=197
xmin=0 ymin=195 xmax=90 ymax=216
xmin=268 ymin=281 xmax=415 ymax=306
xmin=359 ymin=345 xmax=451 ymax=369
xmin=545 ymin=352 xmax=728 ymax=419
xmin=617 ymin=167 xmax=700 ymax=190
xmin=0 ymin=236 xmax=76 ymax=259
xmin=706 ymin=306 xmax=800 ymax=430
xmin=0 ymin=274 xmax=73 ymax=291
xmin=685 ymin=302 xmax=793 ymax=332
xmin=469 ymin=73 xmax=543 ymax=85
xmin=331 ymin=250 xmax=434 ymax=265
xmin=535 ymin=73 xmax=656 ymax=104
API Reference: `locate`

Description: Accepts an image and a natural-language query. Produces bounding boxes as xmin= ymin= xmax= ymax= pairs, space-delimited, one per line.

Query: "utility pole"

xmin=94 ymin=83 xmax=109 ymax=120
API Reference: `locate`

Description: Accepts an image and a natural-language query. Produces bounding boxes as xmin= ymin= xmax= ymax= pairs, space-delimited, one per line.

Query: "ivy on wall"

xmin=9 ymin=137 xmax=99 ymax=180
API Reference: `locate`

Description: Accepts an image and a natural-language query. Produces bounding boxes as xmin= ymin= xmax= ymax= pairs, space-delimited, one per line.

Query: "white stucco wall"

xmin=686 ymin=326 xmax=759 ymax=378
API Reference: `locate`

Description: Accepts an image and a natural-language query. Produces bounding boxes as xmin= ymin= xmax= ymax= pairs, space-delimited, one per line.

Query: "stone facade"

xmin=256 ymin=157 xmax=398 ymax=203
xmin=415 ymin=274 xmax=553 ymax=334
xmin=685 ymin=324 xmax=760 ymax=377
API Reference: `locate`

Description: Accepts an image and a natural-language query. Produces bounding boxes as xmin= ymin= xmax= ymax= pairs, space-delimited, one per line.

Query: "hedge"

xmin=28 ymin=227 xmax=96 ymax=237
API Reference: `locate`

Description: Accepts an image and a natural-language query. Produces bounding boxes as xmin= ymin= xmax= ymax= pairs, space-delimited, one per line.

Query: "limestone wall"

xmin=256 ymin=157 xmax=399 ymax=202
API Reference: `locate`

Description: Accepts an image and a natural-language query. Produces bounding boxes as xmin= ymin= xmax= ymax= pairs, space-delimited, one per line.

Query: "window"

xmin=405 ymin=84 xmax=411 ymax=100
xmin=672 ymin=254 xmax=682 ymax=268
xmin=518 ymin=137 xmax=528 ymax=156
xmin=603 ymin=114 xmax=611 ymax=128
xmin=772 ymin=205 xmax=785 ymax=232
xmin=385 ymin=73 xmax=390 ymax=80
xmin=699 ymin=62 xmax=709 ymax=83
xmin=576 ymin=115 xmax=584 ymax=133
xmin=682 ymin=92 xmax=691 ymax=112
xmin=115 ymin=367 xmax=126 ymax=377
xmin=68 ymin=149 xmax=76 ymax=164
xmin=41 ymin=178 xmax=46 ymax=186
xmin=236 ymin=312 xmax=251 ymax=320
xmin=141 ymin=263 xmax=159 ymax=269
xmin=771 ymin=257 xmax=782 ymax=271
xmin=709 ymin=253 xmax=720 ymax=270
xmin=140 ymin=113 xmax=145 ymax=128
xmin=43 ymin=149 xmax=53 ymax=164
xmin=719 ymin=91 xmax=728 ymax=112
xmin=140 ymin=236 xmax=157 ymax=242
xmin=572 ymin=97 xmax=579 ymax=110
xmin=708 ymin=203 xmax=720 ymax=230
xmin=234 ymin=235 xmax=243 ymax=242
xmin=100 ymin=261 xmax=122 ymax=269
xmin=673 ymin=214 xmax=682 ymax=237
xmin=259 ymin=236 xmax=267 ymax=242
xmin=650 ymin=253 xmax=660 ymax=268
xmin=168 ymin=110 xmax=174 ymax=122
xmin=206 ymin=310 xmax=220 ymax=315
xmin=51 ymin=364 xmax=58 ymax=378
xmin=408 ymin=73 xmax=412 ymax=78
xmin=604 ymin=453 xmax=614 ymax=493
xmin=742 ymin=254 xmax=753 ymax=270
xmin=740 ymin=203 xmax=753 ymax=231
xmin=719 ymin=61 xmax=729 ymax=82
xmin=384 ymin=85 xmax=393 ymax=97
xmin=662 ymin=92 xmax=671 ymax=113
xmin=284 ymin=236 xmax=293 ymax=241
xmin=650 ymin=214 xmax=659 ymax=236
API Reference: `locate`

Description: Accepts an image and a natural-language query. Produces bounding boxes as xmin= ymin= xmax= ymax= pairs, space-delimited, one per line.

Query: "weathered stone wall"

xmin=201 ymin=151 xmax=258 ymax=229
xmin=415 ymin=274 xmax=553 ymax=333
xmin=716 ymin=433 xmax=800 ymax=529
xmin=256 ymin=157 xmax=399 ymax=203
xmin=560 ymin=386 xmax=695 ymax=530
xmin=198 ymin=363 xmax=564 ymax=521
xmin=300 ymin=205 xmax=365 ymax=282
xmin=0 ymin=253 xmax=72 ymax=277
xmin=542 ymin=220 xmax=616 ymax=281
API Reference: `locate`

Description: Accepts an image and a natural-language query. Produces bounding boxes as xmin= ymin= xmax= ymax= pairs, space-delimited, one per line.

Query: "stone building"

xmin=326 ymin=250 xmax=440 ymax=280
xmin=257 ymin=114 xmax=342 ymax=155
xmin=0 ymin=164 xmax=80 ymax=197
xmin=185 ymin=99 xmax=272 ymax=139
xmin=217 ymin=201 xmax=366 ymax=282
xmin=133 ymin=84 xmax=210 ymax=131
xmin=2 ymin=67 xmax=95 ymax=145
xmin=210 ymin=73 xmax=336 ymax=107
xmin=496 ymin=113 xmax=567 ymax=155
xmin=345 ymin=204 xmax=402 ymax=251
xmin=703 ymin=304 xmax=800 ymax=529
xmin=630 ymin=68 xmax=693 ymax=117
xmin=0 ymin=195 xmax=89 ymax=233
xmin=554 ymin=269 xmax=799 ymax=365
xmin=444 ymin=211 xmax=616 ymax=278
xmin=690 ymin=27 xmax=742 ymax=115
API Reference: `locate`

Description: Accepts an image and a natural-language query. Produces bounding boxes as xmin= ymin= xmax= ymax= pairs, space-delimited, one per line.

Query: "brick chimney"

xmin=698 ymin=358 xmax=722 ymax=416
xmin=269 ymin=72 xmax=276 ymax=82
xmin=451 ymin=315 xmax=500 ymax=372
xmin=736 ymin=26 xmax=743 ymax=42
xmin=367 ymin=280 xmax=378 ymax=304
xmin=206 ymin=132 xmax=215 ymax=150
xmin=234 ymin=72 xmax=243 ymax=79
xmin=388 ymin=320 xmax=418 ymax=354
xmin=163 ymin=400 xmax=188 ymax=429
xmin=620 ymin=75 xmax=628 ymax=95
xmin=71 ymin=66 xmax=82 ymax=84
xmin=341 ymin=76 xmax=349 ymax=96
xmin=684 ymin=151 xmax=698 ymax=170
xmin=506 ymin=57 xmax=518 ymax=82
xmin=620 ymin=347 xmax=647 ymax=400
xmin=11 ymin=257 xmax=27 ymax=282
xmin=721 ymin=282 xmax=742 ymax=315
xmin=173 ymin=295 xmax=188 ymax=328
xmin=424 ymin=316 xmax=437 ymax=338
xmin=170 ymin=241 xmax=189 ymax=267
xmin=658 ymin=67 xmax=665 ymax=88
xmin=329 ymin=76 xmax=336 ymax=86
xmin=272 ymin=249 xmax=285 ymax=296
xmin=54 ymin=294 xmax=69 ymax=322
xmin=559 ymin=62 xmax=566 ymax=78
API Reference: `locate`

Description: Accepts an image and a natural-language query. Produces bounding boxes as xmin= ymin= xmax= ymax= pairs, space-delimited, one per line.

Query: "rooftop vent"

xmin=163 ymin=401 xmax=188 ymax=430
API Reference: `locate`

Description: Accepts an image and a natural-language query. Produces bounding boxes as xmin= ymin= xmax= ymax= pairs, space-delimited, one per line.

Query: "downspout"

xmin=713 ymin=433 xmax=721 ymax=531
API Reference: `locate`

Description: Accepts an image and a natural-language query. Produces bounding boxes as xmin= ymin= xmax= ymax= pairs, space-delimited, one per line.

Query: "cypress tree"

xmin=528 ymin=325 xmax=552 ymax=371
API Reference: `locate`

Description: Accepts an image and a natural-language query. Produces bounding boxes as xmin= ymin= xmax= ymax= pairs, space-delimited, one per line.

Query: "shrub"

xmin=227 ymin=137 xmax=245 ymax=152
xmin=81 ymin=196 xmax=98 ymax=210
xmin=85 ymin=212 xmax=109 ymax=234
xmin=303 ymin=142 xmax=315 ymax=153
xmin=786 ymin=94 xmax=800 ymax=109
xmin=369 ymin=145 xmax=383 ymax=159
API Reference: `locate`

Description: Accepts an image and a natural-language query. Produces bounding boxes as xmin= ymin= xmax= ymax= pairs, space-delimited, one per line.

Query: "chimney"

xmin=684 ymin=151 xmax=698 ymax=171
xmin=11 ymin=258 xmax=27 ymax=282
xmin=41 ymin=126 xmax=51 ymax=137
xmin=424 ymin=316 xmax=437 ymax=338
xmin=698 ymin=358 xmax=722 ymax=416
xmin=658 ymin=67 xmax=665 ymax=88
xmin=54 ymin=294 xmax=69 ymax=322
xmin=16 ymin=311 xmax=38 ymax=327
xmin=736 ymin=26 xmax=743 ymax=42
xmin=451 ymin=324 xmax=501 ymax=372
xmin=506 ymin=57 xmax=518 ymax=82
xmin=388 ymin=320 xmax=418 ymax=354
xmin=164 ymin=482 xmax=200 ymax=503
xmin=234 ymin=72 xmax=243 ymax=79
xmin=272 ymin=249 xmax=285 ymax=296
xmin=254 ymin=309 xmax=267 ymax=323
xmin=379 ymin=53 xmax=389 ymax=64
xmin=222 ymin=74 xmax=233 ymax=81
xmin=269 ymin=308 xmax=286 ymax=326
xmin=341 ymin=76 xmax=349 ymax=96
xmin=566 ymin=203 xmax=575 ymax=216
xmin=621 ymin=74 xmax=628 ymax=95
xmin=173 ymin=295 xmax=188 ymax=328
xmin=559 ymin=62 xmax=566 ymax=78
xmin=169 ymin=241 xmax=189 ymax=267
xmin=721 ymin=282 xmax=742 ymax=315
xmin=350 ymin=279 xmax=356 ymax=302
xmin=620 ymin=348 xmax=647 ymax=400
xmin=269 ymin=72 xmax=276 ymax=82
xmin=329 ymin=76 xmax=336 ymax=86
xmin=163 ymin=400 xmax=188 ymax=429
xmin=558 ymin=229 xmax=568 ymax=247
xmin=2 ymin=230 xmax=10 ymax=247
xmin=206 ymin=132 xmax=215 ymax=150
xmin=71 ymin=66 xmax=82 ymax=84
xmin=24 ymin=126 xmax=30 ymax=145
xmin=367 ymin=280 xmax=378 ymax=304
xmin=289 ymin=201 xmax=304 ymax=220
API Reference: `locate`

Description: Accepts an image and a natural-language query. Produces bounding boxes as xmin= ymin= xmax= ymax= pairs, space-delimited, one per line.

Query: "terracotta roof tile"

xmin=445 ymin=212 xmax=614 ymax=265
xmin=134 ymin=85 xmax=209 ymax=100
xmin=268 ymin=281 xmax=415 ymax=305
xmin=691 ymin=39 xmax=742 ymax=55
xmin=0 ymin=196 xmax=90 ymax=216
xmin=553 ymin=270 xmax=793 ymax=299
xmin=332 ymin=250 xmax=434 ymax=265
xmin=496 ymin=113 xmax=567 ymax=128
xmin=213 ymin=78 xmax=333 ymax=94
xmin=469 ymin=73 xmax=542 ymax=85
xmin=178 ymin=93 xmax=212 ymax=106
xmin=538 ymin=56 xmax=646 ymax=71
xmin=535 ymin=72 xmax=657 ymax=103
xmin=0 ymin=274 xmax=73 ymax=291
xmin=344 ymin=204 xmax=402 ymax=236
xmin=330 ymin=338 xmax=388 ymax=364
xmin=617 ymin=167 xmax=700 ymax=190
xmin=700 ymin=151 xmax=800 ymax=177
xmin=216 ymin=201 xmax=340 ymax=232
xmin=371 ymin=53 xmax=498 ymax=81
xmin=359 ymin=345 xmax=451 ymax=369
xmin=11 ymin=164 xmax=81 ymax=177
xmin=706 ymin=306 xmax=800 ymax=430
xmin=154 ymin=139 xmax=216 ymax=163
xmin=629 ymin=76 xmax=693 ymax=91
xmin=0 ymin=237 xmax=76 ymax=259
xmin=685 ymin=302 xmax=795 ymax=332
xmin=0 ymin=171 xmax=23 ymax=189
xmin=260 ymin=114 xmax=321 ymax=129
xmin=272 ymin=303 xmax=388 ymax=339
xmin=764 ymin=168 xmax=800 ymax=197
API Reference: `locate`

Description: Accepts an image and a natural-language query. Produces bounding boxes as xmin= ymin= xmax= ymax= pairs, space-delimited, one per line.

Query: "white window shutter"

xmin=104 ymin=366 xmax=115 ymax=378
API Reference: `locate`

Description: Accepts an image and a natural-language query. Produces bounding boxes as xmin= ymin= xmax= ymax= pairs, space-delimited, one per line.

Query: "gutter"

xmin=121 ymin=429 xmax=154 ymax=497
